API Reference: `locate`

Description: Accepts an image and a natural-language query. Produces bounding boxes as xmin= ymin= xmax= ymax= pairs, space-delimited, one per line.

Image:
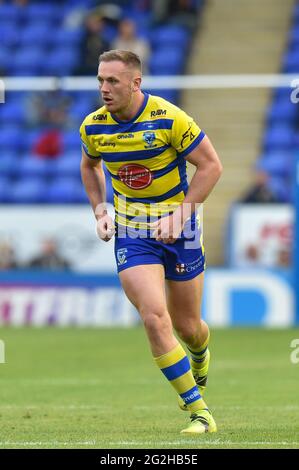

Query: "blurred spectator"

xmin=93 ymin=3 xmax=123 ymax=26
xmin=277 ymin=247 xmax=291 ymax=267
xmin=0 ymin=241 xmax=18 ymax=270
xmin=152 ymin=0 xmax=198 ymax=30
xmin=26 ymin=90 xmax=72 ymax=129
xmin=26 ymin=90 xmax=72 ymax=159
xmin=240 ymin=171 xmax=280 ymax=203
xmin=112 ymin=19 xmax=150 ymax=72
xmin=14 ymin=0 xmax=29 ymax=5
xmin=33 ymin=129 xmax=62 ymax=159
xmin=75 ymin=12 xmax=111 ymax=75
xmin=28 ymin=239 xmax=71 ymax=270
xmin=244 ymin=244 xmax=260 ymax=264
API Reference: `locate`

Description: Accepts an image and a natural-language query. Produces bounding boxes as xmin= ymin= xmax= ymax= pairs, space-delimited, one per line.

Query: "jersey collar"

xmin=111 ymin=91 xmax=149 ymax=124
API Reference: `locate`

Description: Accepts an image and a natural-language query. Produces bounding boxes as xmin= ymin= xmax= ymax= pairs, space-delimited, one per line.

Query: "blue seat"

xmin=51 ymin=28 xmax=83 ymax=47
xmin=74 ymin=91 xmax=100 ymax=110
xmin=22 ymin=4 xmax=60 ymax=23
xmin=5 ymin=91 xmax=27 ymax=105
xmin=288 ymin=24 xmax=299 ymax=48
xmin=66 ymin=0 xmax=95 ymax=5
xmin=74 ymin=184 xmax=90 ymax=203
xmin=0 ymin=4 xmax=20 ymax=22
xmin=21 ymin=130 xmax=46 ymax=153
xmin=267 ymin=98 xmax=297 ymax=124
xmin=20 ymin=24 xmax=53 ymax=47
xmin=70 ymin=101 xmax=95 ymax=121
xmin=8 ymin=177 xmax=47 ymax=203
xmin=0 ymin=176 xmax=11 ymax=202
xmin=150 ymin=26 xmax=189 ymax=51
xmin=1 ymin=22 xmax=20 ymax=47
xmin=0 ymin=102 xmax=26 ymax=124
xmin=62 ymin=130 xmax=81 ymax=150
xmin=0 ymin=154 xmax=16 ymax=177
xmin=16 ymin=157 xmax=54 ymax=178
xmin=256 ymin=151 xmax=294 ymax=177
xmin=125 ymin=11 xmax=151 ymax=37
xmin=263 ymin=125 xmax=294 ymax=151
xmin=292 ymin=131 xmax=299 ymax=148
xmin=0 ymin=126 xmax=23 ymax=152
xmin=268 ymin=176 xmax=291 ymax=203
xmin=148 ymin=88 xmax=179 ymax=104
xmin=282 ymin=50 xmax=299 ymax=73
xmin=10 ymin=47 xmax=44 ymax=75
xmin=42 ymin=48 xmax=78 ymax=76
xmin=272 ymin=87 xmax=293 ymax=101
xmin=149 ymin=48 xmax=185 ymax=75
xmin=46 ymin=177 xmax=83 ymax=203
xmin=293 ymin=2 xmax=299 ymax=21
xmin=0 ymin=47 xmax=10 ymax=71
xmin=52 ymin=155 xmax=81 ymax=178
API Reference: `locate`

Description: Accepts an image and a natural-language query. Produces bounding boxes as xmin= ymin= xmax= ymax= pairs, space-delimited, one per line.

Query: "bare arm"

xmin=80 ymin=149 xmax=115 ymax=241
xmin=178 ymin=134 xmax=223 ymax=219
xmin=153 ymin=135 xmax=222 ymax=242
xmin=80 ymin=149 xmax=107 ymax=218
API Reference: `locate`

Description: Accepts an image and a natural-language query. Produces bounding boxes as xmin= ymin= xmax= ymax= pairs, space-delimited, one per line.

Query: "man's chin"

xmin=104 ymin=103 xmax=117 ymax=113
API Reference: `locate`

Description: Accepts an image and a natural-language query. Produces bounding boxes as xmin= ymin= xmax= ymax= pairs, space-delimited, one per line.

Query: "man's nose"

xmin=101 ymin=81 xmax=109 ymax=93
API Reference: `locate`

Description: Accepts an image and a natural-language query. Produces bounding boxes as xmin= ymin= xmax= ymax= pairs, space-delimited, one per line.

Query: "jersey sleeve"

xmin=79 ymin=119 xmax=101 ymax=159
xmin=171 ymin=109 xmax=205 ymax=158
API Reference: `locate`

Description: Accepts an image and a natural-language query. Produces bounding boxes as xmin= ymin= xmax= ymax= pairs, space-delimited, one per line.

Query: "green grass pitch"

xmin=0 ymin=327 xmax=298 ymax=449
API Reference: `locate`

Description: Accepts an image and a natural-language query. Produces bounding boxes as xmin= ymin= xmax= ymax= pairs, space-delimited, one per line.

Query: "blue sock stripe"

xmin=180 ymin=385 xmax=202 ymax=404
xmin=191 ymin=356 xmax=206 ymax=364
xmin=161 ymin=356 xmax=190 ymax=381
xmin=187 ymin=345 xmax=208 ymax=357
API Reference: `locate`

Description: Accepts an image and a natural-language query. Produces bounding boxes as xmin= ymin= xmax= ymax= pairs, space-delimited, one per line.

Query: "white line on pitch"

xmin=114 ymin=440 xmax=299 ymax=447
xmin=0 ymin=404 xmax=298 ymax=411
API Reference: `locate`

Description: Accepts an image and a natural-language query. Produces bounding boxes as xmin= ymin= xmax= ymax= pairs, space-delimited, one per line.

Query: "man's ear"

xmin=132 ymin=76 xmax=142 ymax=92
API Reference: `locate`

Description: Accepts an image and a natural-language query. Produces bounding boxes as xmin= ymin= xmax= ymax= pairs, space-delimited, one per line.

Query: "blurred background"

xmin=0 ymin=0 xmax=298 ymax=328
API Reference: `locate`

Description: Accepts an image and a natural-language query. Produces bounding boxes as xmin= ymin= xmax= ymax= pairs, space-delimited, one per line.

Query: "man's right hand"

xmin=96 ymin=214 xmax=115 ymax=242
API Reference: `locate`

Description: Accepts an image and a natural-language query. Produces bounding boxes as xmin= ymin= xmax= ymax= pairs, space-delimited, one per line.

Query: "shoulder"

xmin=148 ymin=94 xmax=183 ymax=121
xmin=80 ymin=105 xmax=110 ymax=127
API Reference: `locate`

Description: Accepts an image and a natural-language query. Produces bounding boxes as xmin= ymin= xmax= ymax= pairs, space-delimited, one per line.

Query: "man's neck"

xmin=113 ymin=91 xmax=144 ymax=122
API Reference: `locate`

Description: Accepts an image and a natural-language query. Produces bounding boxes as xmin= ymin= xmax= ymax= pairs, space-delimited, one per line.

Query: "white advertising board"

xmin=0 ymin=205 xmax=116 ymax=272
xmin=230 ymin=204 xmax=293 ymax=267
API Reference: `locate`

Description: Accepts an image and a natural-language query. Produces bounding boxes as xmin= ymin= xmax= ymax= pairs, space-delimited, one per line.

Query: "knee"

xmin=140 ymin=306 xmax=170 ymax=334
xmin=175 ymin=323 xmax=200 ymax=347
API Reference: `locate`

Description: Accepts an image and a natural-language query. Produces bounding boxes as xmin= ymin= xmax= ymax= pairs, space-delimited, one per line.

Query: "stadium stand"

xmin=254 ymin=0 xmax=299 ymax=203
xmin=0 ymin=0 xmax=204 ymax=204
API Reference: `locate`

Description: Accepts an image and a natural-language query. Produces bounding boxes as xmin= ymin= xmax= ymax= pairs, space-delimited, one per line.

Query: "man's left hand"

xmin=151 ymin=211 xmax=185 ymax=244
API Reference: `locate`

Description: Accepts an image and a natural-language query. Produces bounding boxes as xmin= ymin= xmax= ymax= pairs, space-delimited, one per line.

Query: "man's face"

xmin=97 ymin=61 xmax=138 ymax=115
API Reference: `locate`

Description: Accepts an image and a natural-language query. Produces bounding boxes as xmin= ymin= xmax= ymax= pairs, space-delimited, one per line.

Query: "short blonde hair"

xmin=99 ymin=50 xmax=142 ymax=72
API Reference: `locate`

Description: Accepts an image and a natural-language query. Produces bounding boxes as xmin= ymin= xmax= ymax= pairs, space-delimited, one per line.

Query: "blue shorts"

xmin=114 ymin=219 xmax=205 ymax=281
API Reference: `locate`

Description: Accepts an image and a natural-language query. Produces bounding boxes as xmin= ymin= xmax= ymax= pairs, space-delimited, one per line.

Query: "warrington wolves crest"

xmin=117 ymin=248 xmax=128 ymax=265
xmin=143 ymin=131 xmax=157 ymax=148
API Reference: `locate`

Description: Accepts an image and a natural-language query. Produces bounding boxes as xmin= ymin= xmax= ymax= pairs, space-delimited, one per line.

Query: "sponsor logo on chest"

xmin=118 ymin=164 xmax=153 ymax=189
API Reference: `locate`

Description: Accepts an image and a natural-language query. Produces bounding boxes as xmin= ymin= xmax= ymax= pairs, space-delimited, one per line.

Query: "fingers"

xmin=96 ymin=216 xmax=115 ymax=242
xmin=157 ymin=236 xmax=176 ymax=244
xmin=152 ymin=221 xmax=177 ymax=243
xmin=154 ymin=226 xmax=176 ymax=244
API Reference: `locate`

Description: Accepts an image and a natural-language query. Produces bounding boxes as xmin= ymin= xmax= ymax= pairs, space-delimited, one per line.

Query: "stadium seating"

xmin=0 ymin=177 xmax=11 ymax=202
xmin=254 ymin=1 xmax=299 ymax=202
xmin=16 ymin=156 xmax=54 ymax=178
xmin=47 ymin=177 xmax=85 ymax=203
xmin=0 ymin=154 xmax=16 ymax=178
xmin=7 ymin=177 xmax=47 ymax=203
xmin=0 ymin=0 xmax=203 ymax=203
xmin=256 ymin=151 xmax=294 ymax=177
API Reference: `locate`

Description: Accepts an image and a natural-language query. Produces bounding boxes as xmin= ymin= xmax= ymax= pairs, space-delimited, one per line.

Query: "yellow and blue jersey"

xmin=80 ymin=92 xmax=205 ymax=229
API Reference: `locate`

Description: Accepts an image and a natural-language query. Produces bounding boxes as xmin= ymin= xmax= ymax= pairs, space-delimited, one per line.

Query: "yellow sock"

xmin=154 ymin=343 xmax=207 ymax=412
xmin=188 ymin=331 xmax=210 ymax=374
